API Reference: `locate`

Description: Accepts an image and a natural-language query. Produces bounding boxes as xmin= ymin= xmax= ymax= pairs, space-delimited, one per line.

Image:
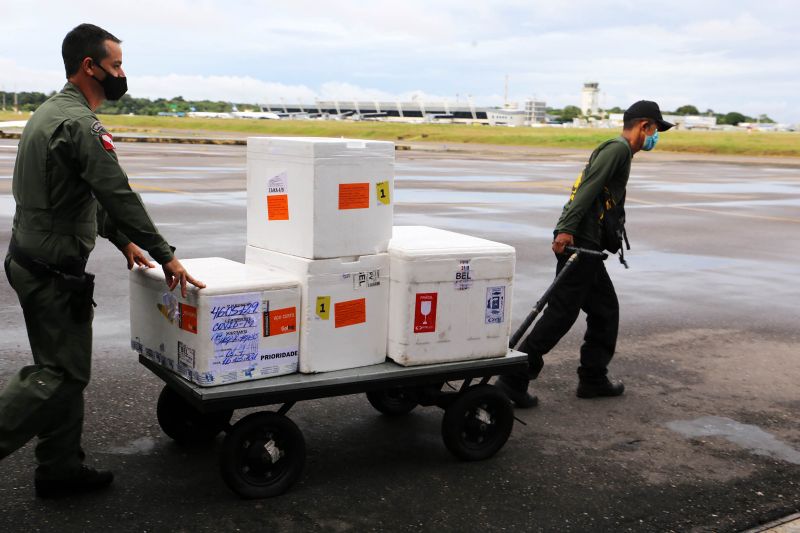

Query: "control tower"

xmin=581 ymin=82 xmax=600 ymax=116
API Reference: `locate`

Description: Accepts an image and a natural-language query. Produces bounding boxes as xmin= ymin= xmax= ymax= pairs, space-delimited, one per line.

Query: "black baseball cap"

xmin=624 ymin=100 xmax=674 ymax=131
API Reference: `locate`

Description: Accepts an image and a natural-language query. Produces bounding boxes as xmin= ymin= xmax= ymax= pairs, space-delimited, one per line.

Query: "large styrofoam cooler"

xmin=247 ymin=137 xmax=394 ymax=259
xmin=129 ymin=258 xmax=301 ymax=387
xmin=387 ymin=226 xmax=516 ymax=366
xmin=246 ymin=245 xmax=389 ymax=373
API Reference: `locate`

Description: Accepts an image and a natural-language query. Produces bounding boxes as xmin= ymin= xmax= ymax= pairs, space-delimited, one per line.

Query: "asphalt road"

xmin=0 ymin=139 xmax=799 ymax=532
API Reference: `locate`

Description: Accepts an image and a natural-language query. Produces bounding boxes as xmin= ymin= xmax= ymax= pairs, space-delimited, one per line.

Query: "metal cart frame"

xmin=141 ymin=351 xmax=528 ymax=499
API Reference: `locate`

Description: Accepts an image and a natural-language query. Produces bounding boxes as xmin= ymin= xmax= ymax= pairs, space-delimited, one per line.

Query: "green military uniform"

xmin=512 ymin=136 xmax=633 ymax=384
xmin=555 ymin=136 xmax=632 ymax=246
xmin=0 ymin=82 xmax=173 ymax=478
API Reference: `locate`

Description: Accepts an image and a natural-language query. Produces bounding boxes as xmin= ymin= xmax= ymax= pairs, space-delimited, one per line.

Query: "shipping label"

xmin=316 ymin=296 xmax=331 ymax=320
xmin=346 ymin=269 xmax=381 ymax=290
xmin=268 ymin=171 xmax=288 ymax=195
xmin=339 ymin=183 xmax=370 ymax=209
xmin=414 ymin=293 xmax=438 ymax=333
xmin=267 ymin=194 xmax=289 ymax=221
xmin=209 ymin=293 xmax=261 ymax=368
xmin=455 ymin=260 xmax=473 ymax=291
xmin=178 ymin=303 xmax=198 ymax=334
xmin=157 ymin=292 xmax=179 ymax=324
xmin=266 ymin=170 xmax=290 ymax=220
xmin=263 ymin=306 xmax=297 ymax=337
xmin=177 ymin=340 xmax=196 ymax=369
xmin=376 ymin=181 xmax=391 ymax=205
xmin=334 ymin=298 xmax=367 ymax=328
xmin=485 ymin=286 xmax=506 ymax=324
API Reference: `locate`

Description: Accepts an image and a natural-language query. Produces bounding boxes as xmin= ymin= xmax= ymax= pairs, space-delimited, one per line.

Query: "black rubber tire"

xmin=366 ymin=388 xmax=418 ymax=416
xmin=156 ymin=385 xmax=232 ymax=446
xmin=220 ymin=411 xmax=306 ymax=499
xmin=441 ymin=384 xmax=514 ymax=461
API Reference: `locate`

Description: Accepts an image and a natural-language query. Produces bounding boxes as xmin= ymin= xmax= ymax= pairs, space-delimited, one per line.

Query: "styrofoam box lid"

xmin=388 ymin=226 xmax=515 ymax=261
xmin=247 ymin=136 xmax=394 ymax=159
xmin=246 ymin=246 xmax=389 ymax=277
xmin=133 ymin=257 xmax=299 ymax=295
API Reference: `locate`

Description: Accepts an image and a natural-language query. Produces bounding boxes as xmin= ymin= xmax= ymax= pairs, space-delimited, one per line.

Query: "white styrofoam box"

xmin=247 ymin=136 xmax=394 ymax=259
xmin=387 ymin=226 xmax=516 ymax=366
xmin=246 ymin=245 xmax=389 ymax=373
xmin=130 ymin=257 xmax=301 ymax=387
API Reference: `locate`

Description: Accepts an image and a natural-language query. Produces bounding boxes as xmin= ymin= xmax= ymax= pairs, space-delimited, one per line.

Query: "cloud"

xmin=0 ymin=1 xmax=798 ymax=122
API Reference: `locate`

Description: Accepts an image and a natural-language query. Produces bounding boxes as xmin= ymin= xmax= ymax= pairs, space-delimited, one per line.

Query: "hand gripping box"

xmin=129 ymin=257 xmax=301 ymax=386
xmin=246 ymin=245 xmax=389 ymax=373
xmin=247 ymin=137 xmax=395 ymax=259
xmin=387 ymin=226 xmax=516 ymax=366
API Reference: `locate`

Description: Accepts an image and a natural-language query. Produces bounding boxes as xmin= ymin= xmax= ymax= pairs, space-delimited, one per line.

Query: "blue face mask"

xmin=642 ymin=129 xmax=659 ymax=151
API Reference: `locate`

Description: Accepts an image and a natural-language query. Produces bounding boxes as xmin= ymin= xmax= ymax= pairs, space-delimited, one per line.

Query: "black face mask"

xmin=92 ymin=62 xmax=128 ymax=101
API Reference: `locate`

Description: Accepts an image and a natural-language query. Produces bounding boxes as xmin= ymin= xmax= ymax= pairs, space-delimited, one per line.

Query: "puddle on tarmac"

xmin=106 ymin=436 xmax=157 ymax=455
xmin=0 ymin=194 xmax=15 ymax=217
xmin=636 ymin=181 xmax=800 ymax=195
xmin=394 ymin=213 xmax=554 ymax=240
xmin=395 ymin=188 xmax=560 ymax=207
xmin=624 ymin=251 xmax=750 ymax=272
xmin=397 ymin=174 xmax=532 ymax=183
xmin=136 ymin=191 xmax=246 ymax=206
xmin=156 ymin=166 xmax=243 ymax=172
xmin=666 ymin=416 xmax=800 ymax=465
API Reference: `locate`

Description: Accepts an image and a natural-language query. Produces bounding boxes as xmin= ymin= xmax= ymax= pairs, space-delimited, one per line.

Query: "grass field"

xmin=2 ymin=111 xmax=798 ymax=157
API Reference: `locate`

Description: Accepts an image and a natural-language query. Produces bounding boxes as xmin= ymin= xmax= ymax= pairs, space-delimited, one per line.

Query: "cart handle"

xmin=510 ymin=246 xmax=606 ymax=350
xmin=563 ymin=246 xmax=608 ymax=259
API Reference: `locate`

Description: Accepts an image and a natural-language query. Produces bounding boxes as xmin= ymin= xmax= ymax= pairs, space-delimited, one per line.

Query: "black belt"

xmin=8 ymin=239 xmax=88 ymax=279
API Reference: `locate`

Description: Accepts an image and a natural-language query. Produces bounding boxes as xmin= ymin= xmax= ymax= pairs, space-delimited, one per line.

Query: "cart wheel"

xmin=156 ymin=385 xmax=232 ymax=446
xmin=441 ymin=384 xmax=514 ymax=461
xmin=220 ymin=411 xmax=306 ymax=499
xmin=366 ymin=388 xmax=418 ymax=416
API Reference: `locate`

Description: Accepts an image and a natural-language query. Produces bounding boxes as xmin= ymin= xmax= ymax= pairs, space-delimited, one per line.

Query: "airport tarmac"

xmin=0 ymin=138 xmax=799 ymax=532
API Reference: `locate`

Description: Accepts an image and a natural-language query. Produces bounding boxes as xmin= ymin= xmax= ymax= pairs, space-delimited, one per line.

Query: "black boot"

xmin=35 ymin=465 xmax=114 ymax=498
xmin=576 ymin=377 xmax=625 ymax=399
xmin=496 ymin=374 xmax=538 ymax=408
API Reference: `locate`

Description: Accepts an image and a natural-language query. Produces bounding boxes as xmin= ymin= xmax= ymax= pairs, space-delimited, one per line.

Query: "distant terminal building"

xmin=258 ymin=99 xmax=547 ymax=126
xmin=608 ymin=113 xmax=717 ymax=130
xmin=525 ymin=100 xmax=547 ymax=125
xmin=581 ymin=82 xmax=600 ymax=116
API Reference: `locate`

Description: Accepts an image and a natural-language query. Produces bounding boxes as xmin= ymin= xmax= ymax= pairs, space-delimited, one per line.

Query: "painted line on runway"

xmin=130 ymin=183 xmax=192 ymax=195
xmin=627 ymin=197 xmax=800 ymax=224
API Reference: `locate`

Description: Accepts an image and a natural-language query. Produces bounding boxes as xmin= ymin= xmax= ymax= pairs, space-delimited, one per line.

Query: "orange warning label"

xmin=264 ymin=306 xmax=297 ymax=337
xmin=334 ymin=298 xmax=366 ymax=328
xmin=338 ymin=183 xmax=370 ymax=210
xmin=267 ymin=194 xmax=289 ymax=220
xmin=178 ymin=303 xmax=198 ymax=334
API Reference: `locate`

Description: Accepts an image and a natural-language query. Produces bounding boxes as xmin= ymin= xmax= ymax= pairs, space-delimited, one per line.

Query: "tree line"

xmin=0 ymin=91 xmax=255 ymax=116
xmin=547 ymin=104 xmax=774 ymax=125
xmin=1 ymin=90 xmax=774 ymax=125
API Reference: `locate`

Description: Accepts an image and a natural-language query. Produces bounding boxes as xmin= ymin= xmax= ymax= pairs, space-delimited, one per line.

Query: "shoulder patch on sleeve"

xmin=100 ymin=132 xmax=116 ymax=151
xmin=90 ymin=120 xmax=107 ymax=136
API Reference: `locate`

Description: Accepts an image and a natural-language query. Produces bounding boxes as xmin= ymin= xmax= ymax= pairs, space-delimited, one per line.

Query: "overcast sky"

xmin=1 ymin=0 xmax=798 ymax=122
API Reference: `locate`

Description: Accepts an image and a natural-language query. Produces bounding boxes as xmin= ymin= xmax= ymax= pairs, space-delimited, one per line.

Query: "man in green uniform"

xmin=497 ymin=101 xmax=673 ymax=408
xmin=0 ymin=23 xmax=205 ymax=497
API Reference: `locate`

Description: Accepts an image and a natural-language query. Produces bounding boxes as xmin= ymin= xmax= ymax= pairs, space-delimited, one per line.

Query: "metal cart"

xmin=141 ymin=350 xmax=528 ymax=499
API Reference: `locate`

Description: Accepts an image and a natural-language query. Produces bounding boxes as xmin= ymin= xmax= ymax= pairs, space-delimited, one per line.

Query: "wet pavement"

xmin=0 ymin=139 xmax=799 ymax=532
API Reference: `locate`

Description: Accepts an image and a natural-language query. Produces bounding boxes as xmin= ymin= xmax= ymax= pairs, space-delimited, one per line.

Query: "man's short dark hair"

xmin=61 ymin=23 xmax=121 ymax=77
xmin=623 ymin=117 xmax=649 ymax=130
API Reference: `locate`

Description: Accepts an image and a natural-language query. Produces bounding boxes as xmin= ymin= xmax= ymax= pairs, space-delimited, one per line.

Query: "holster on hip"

xmin=8 ymin=239 xmax=97 ymax=323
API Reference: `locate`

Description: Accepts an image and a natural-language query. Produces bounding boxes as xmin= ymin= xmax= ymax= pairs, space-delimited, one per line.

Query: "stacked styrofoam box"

xmin=246 ymin=137 xmax=394 ymax=372
xmin=246 ymin=246 xmax=389 ymax=373
xmin=130 ymin=258 xmax=301 ymax=386
xmin=387 ymin=226 xmax=515 ymax=366
xmin=246 ymin=137 xmax=394 ymax=259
